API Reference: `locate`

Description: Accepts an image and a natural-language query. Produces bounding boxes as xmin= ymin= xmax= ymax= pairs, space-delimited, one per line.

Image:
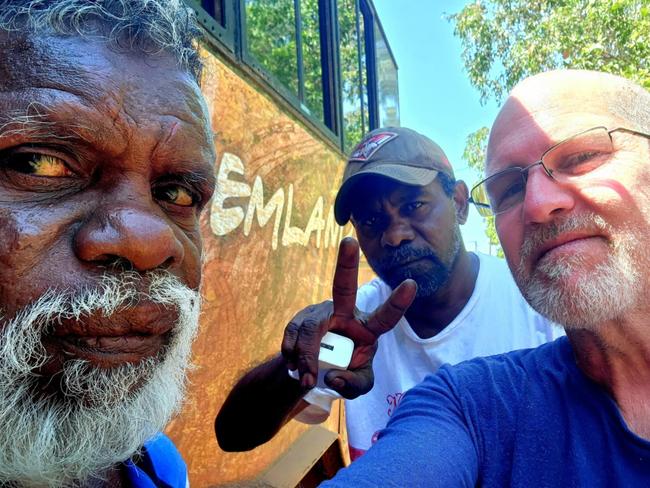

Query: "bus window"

xmin=301 ymin=0 xmax=325 ymax=121
xmin=193 ymin=0 xmax=399 ymax=153
xmin=374 ymin=19 xmax=399 ymax=127
xmin=339 ymin=0 xmax=368 ymax=153
xmin=201 ymin=0 xmax=225 ymax=26
xmin=245 ymin=0 xmax=300 ymax=96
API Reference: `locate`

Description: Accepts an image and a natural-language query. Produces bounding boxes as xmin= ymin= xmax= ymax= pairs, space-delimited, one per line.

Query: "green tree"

xmin=448 ymin=0 xmax=650 ymax=248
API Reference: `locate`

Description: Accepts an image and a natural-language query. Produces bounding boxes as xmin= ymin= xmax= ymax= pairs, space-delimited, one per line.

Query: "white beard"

xmin=0 ymin=271 xmax=201 ymax=487
xmin=516 ymin=213 xmax=641 ymax=330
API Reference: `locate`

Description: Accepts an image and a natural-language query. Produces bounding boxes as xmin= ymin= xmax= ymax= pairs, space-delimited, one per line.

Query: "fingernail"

xmin=301 ymin=373 xmax=315 ymax=389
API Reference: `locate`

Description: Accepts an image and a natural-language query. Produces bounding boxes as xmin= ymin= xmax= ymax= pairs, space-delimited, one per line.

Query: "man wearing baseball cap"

xmin=216 ymin=127 xmax=562 ymax=459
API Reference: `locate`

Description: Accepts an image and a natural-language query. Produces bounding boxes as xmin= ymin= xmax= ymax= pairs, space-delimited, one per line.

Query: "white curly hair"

xmin=0 ymin=0 xmax=203 ymax=80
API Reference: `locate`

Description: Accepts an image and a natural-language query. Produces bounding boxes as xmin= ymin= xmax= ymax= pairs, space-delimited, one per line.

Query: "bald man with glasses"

xmin=321 ymin=70 xmax=650 ymax=487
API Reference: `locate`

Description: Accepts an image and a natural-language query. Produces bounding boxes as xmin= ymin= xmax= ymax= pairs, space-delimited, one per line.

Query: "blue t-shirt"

xmin=323 ymin=337 xmax=650 ymax=487
xmin=124 ymin=434 xmax=188 ymax=488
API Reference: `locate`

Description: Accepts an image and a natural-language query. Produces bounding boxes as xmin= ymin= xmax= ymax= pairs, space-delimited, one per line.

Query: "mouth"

xmin=56 ymin=334 xmax=168 ymax=365
xmin=45 ymin=302 xmax=177 ymax=367
xmin=533 ymin=232 xmax=606 ymax=266
xmin=388 ymin=256 xmax=432 ymax=270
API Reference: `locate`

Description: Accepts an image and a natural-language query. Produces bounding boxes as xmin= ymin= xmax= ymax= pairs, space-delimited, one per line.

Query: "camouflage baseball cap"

xmin=334 ymin=127 xmax=455 ymax=225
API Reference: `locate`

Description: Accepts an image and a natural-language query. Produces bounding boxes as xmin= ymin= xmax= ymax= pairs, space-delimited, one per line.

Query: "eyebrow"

xmin=0 ymin=102 xmax=102 ymax=148
xmin=167 ymin=166 xmax=216 ymax=193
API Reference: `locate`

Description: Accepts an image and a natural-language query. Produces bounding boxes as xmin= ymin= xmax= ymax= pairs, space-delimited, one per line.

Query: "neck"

xmin=405 ymin=249 xmax=479 ymax=339
xmin=568 ymin=311 xmax=650 ymax=439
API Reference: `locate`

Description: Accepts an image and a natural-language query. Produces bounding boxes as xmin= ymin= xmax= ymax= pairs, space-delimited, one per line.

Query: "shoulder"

xmin=474 ymin=252 xmax=563 ymax=338
xmin=473 ymin=252 xmax=521 ymax=299
xmin=132 ymin=434 xmax=188 ymax=488
xmin=475 ymin=252 xmax=510 ymax=275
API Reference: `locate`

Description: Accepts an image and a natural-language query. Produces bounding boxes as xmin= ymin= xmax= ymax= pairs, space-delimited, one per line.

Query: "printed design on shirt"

xmin=349 ymin=132 xmax=398 ymax=161
xmin=349 ymin=445 xmax=367 ymax=461
xmin=386 ymin=391 xmax=404 ymax=417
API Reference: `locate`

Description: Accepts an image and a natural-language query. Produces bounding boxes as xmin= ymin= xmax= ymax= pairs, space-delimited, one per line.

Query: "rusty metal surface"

xmin=164 ymin=49 xmax=364 ymax=486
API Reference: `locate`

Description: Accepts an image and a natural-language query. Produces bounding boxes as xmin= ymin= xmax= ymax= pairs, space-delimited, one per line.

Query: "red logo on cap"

xmin=349 ymin=132 xmax=398 ymax=161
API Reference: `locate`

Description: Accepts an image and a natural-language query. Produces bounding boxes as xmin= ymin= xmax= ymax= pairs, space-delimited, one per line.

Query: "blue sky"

xmin=373 ymin=0 xmax=501 ymax=254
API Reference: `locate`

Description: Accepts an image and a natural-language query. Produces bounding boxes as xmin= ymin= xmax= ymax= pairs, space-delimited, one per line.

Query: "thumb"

xmin=324 ymin=366 xmax=374 ymax=399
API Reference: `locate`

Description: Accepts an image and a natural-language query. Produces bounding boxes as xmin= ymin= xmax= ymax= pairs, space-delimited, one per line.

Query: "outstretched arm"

xmin=320 ymin=370 xmax=480 ymax=487
xmin=215 ymin=354 xmax=311 ymax=452
xmin=215 ymin=238 xmax=416 ymax=452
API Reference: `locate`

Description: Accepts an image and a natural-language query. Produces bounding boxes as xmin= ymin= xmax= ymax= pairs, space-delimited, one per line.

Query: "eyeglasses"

xmin=469 ymin=126 xmax=650 ymax=217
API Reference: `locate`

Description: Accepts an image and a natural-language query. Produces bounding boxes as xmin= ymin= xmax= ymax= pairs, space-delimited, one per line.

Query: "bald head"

xmin=487 ymin=70 xmax=650 ymax=174
xmin=511 ymin=70 xmax=650 ymax=130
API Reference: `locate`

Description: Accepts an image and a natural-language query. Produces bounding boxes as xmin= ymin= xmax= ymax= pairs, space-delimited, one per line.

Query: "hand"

xmin=281 ymin=237 xmax=417 ymax=398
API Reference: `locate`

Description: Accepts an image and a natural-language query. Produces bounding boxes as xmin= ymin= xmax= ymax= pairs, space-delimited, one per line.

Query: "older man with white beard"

xmin=0 ymin=1 xmax=215 ymax=487
xmin=319 ymin=70 xmax=650 ymax=487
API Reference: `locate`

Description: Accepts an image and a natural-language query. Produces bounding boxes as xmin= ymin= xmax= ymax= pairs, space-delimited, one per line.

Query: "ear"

xmin=453 ymin=180 xmax=469 ymax=225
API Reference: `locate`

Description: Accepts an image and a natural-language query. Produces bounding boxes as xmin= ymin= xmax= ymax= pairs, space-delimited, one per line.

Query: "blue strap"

xmin=124 ymin=434 xmax=188 ymax=488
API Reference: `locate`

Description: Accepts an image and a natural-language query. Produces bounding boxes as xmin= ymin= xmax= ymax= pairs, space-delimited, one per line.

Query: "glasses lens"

xmin=470 ymin=184 xmax=493 ymax=217
xmin=542 ymin=127 xmax=613 ymax=176
xmin=482 ymin=169 xmax=526 ymax=215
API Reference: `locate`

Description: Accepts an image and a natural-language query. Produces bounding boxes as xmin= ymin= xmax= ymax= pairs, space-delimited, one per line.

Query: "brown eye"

xmin=155 ymin=185 xmax=196 ymax=207
xmin=403 ymin=201 xmax=425 ymax=215
xmin=9 ymin=153 xmax=74 ymax=177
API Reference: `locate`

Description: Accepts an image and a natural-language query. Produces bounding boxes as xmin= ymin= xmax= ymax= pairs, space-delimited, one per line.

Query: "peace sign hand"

xmin=281 ymin=237 xmax=417 ymax=399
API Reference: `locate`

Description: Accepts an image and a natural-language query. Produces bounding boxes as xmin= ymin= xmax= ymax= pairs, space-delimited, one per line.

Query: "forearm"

xmin=215 ymin=354 xmax=309 ymax=451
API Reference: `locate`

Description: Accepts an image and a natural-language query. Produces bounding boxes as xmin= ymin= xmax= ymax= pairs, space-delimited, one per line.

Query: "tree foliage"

xmin=449 ymin=0 xmax=650 ymax=104
xmin=448 ymin=0 xmax=650 ymax=248
xmin=245 ymin=0 xmax=368 ymax=151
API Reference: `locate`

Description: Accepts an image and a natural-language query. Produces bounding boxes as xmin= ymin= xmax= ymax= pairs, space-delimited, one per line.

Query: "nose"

xmin=74 ymin=205 xmax=185 ymax=272
xmin=380 ymin=215 xmax=415 ymax=248
xmin=521 ymin=166 xmax=575 ymax=225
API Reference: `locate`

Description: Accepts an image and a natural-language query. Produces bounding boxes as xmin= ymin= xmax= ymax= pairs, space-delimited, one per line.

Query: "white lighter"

xmin=316 ymin=331 xmax=355 ymax=388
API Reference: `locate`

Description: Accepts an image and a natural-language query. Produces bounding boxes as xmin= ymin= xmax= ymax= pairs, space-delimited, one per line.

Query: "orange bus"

xmin=167 ymin=1 xmax=400 ymax=485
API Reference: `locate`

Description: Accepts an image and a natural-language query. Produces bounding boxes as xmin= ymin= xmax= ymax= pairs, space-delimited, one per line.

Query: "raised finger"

xmin=365 ymin=279 xmax=417 ymax=337
xmin=280 ymin=319 xmax=301 ymax=370
xmin=332 ymin=237 xmax=360 ymax=319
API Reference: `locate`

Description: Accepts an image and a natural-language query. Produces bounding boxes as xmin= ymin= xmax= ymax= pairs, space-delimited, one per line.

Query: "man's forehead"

xmin=0 ymin=32 xmax=207 ymax=114
xmin=486 ymin=76 xmax=618 ymax=174
xmin=0 ymin=32 xmax=213 ymax=149
xmin=0 ymin=32 xmax=101 ymax=96
xmin=0 ymin=32 xmax=216 ymax=196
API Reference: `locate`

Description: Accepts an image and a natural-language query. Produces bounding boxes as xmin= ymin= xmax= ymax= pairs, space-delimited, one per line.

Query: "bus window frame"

xmin=188 ymin=0 xmax=236 ymax=52
xmin=187 ymin=0 xmax=398 ymax=154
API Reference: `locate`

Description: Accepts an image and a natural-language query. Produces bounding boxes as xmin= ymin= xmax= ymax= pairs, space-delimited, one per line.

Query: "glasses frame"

xmin=469 ymin=126 xmax=650 ymax=217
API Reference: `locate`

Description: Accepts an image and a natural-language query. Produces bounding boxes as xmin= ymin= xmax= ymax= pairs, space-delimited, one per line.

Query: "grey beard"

xmin=0 ymin=271 xmax=201 ymax=488
xmin=515 ymin=213 xmax=641 ymax=329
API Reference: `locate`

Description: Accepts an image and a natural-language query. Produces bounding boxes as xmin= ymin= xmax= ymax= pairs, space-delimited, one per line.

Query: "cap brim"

xmin=334 ymin=164 xmax=439 ymax=225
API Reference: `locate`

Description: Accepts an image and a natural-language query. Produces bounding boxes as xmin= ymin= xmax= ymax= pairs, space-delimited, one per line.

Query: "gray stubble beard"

xmin=515 ymin=213 xmax=642 ymax=330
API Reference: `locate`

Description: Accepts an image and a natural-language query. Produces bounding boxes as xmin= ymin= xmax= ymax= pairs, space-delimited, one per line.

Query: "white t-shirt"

xmin=298 ymin=253 xmax=564 ymax=459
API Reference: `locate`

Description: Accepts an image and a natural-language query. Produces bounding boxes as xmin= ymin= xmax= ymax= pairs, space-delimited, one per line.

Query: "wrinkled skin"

xmin=0 ymin=33 xmax=215 ymax=383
